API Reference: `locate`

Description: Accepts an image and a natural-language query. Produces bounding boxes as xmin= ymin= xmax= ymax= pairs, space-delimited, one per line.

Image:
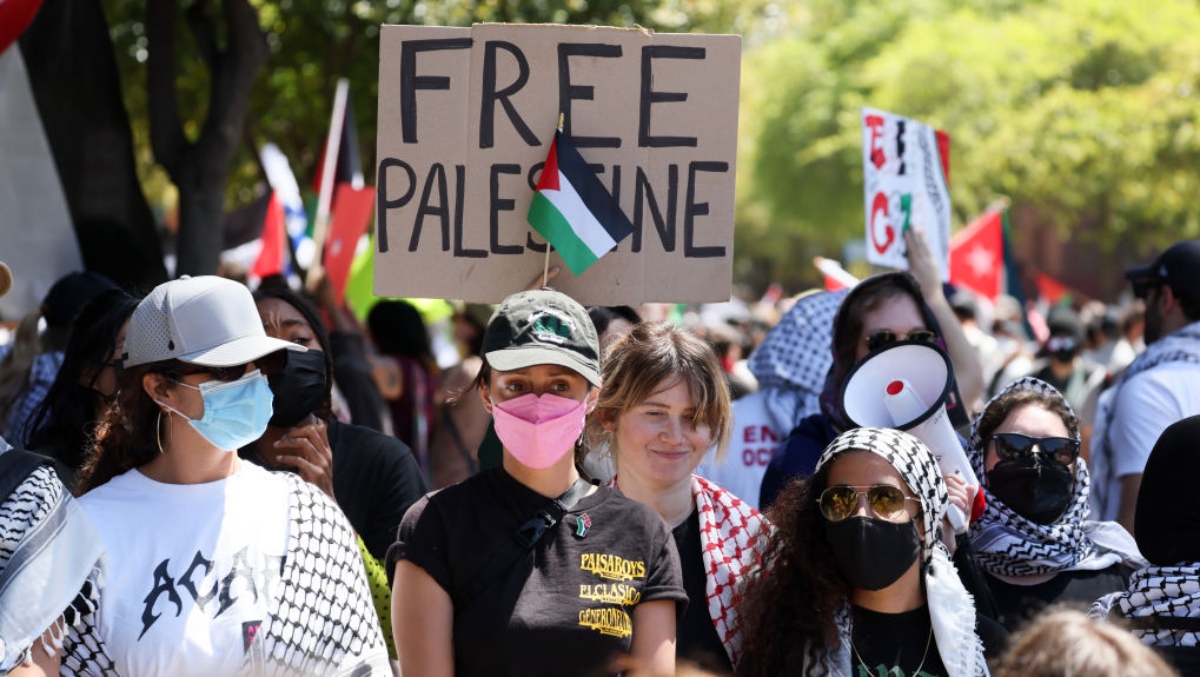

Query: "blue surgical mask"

xmin=158 ymin=370 xmax=274 ymax=451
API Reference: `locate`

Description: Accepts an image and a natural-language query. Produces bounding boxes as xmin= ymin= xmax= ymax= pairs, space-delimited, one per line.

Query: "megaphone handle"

xmin=946 ymin=504 xmax=969 ymax=533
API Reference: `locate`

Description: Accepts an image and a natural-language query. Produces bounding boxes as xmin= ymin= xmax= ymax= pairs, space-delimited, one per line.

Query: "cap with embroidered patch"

xmin=124 ymin=275 xmax=305 ymax=368
xmin=482 ymin=289 xmax=600 ymax=386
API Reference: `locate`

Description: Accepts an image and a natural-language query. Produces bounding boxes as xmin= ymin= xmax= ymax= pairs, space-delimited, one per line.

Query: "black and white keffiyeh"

xmin=747 ymin=289 xmax=847 ymax=433
xmin=1092 ymin=565 xmax=1200 ymax=647
xmin=803 ymin=427 xmax=988 ymax=677
xmin=967 ymin=377 xmax=1144 ymax=578
xmin=61 ymin=474 xmax=388 ymax=676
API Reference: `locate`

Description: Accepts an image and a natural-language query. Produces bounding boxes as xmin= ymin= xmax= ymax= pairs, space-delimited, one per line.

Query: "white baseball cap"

xmin=123 ymin=275 xmax=305 ymax=368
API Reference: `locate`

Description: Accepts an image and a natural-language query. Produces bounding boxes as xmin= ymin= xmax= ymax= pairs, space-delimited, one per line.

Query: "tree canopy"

xmin=738 ymin=0 xmax=1200 ymax=292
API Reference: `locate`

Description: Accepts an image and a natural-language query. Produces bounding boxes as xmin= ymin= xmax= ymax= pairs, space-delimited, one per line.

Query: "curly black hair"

xmin=737 ymin=467 xmax=848 ymax=676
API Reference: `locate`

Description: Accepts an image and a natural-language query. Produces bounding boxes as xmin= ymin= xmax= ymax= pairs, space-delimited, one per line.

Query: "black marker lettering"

xmin=480 ymin=41 xmax=539 ymax=148
xmin=638 ymin=46 xmax=705 ymax=148
xmin=558 ymin=43 xmax=622 ymax=148
xmin=490 ymin=163 xmax=523 ymax=254
xmin=411 ymin=163 xmax=451 ymax=253
xmin=684 ymin=161 xmax=728 ymax=258
xmin=376 ymin=158 xmax=417 ymax=253
xmin=633 ymin=165 xmax=678 ymax=252
xmin=400 ymin=38 xmax=472 ymax=144
xmin=453 ymin=165 xmax=485 ymax=258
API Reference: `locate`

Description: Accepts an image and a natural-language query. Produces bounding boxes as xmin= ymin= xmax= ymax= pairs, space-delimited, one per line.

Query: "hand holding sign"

xmin=862 ymin=107 xmax=951 ymax=280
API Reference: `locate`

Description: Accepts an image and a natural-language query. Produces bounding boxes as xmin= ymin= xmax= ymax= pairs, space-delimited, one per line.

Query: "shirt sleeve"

xmin=387 ymin=494 xmax=452 ymax=593
xmin=363 ymin=436 xmax=427 ymax=563
xmin=1108 ymin=370 xmax=1189 ymax=478
xmin=638 ymin=518 xmax=688 ymax=615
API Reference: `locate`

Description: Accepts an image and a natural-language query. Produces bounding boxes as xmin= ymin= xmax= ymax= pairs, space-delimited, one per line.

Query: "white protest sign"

xmin=861 ymin=107 xmax=951 ymax=279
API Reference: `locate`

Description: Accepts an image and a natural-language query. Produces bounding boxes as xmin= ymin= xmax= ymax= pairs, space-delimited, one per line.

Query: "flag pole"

xmin=541 ymin=113 xmax=565 ymax=288
xmin=308 ymin=78 xmax=350 ymax=292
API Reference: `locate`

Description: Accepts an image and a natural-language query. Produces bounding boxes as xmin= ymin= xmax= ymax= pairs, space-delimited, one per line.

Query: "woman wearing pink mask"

xmin=389 ymin=289 xmax=686 ymax=677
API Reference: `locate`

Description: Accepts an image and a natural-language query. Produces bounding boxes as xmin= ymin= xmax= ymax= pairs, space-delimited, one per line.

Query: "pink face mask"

xmin=491 ymin=393 xmax=587 ymax=469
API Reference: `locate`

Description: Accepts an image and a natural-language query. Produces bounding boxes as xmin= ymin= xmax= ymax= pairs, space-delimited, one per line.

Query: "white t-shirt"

xmin=1089 ymin=362 xmax=1200 ymax=521
xmin=694 ymin=390 xmax=783 ymax=509
xmin=78 ymin=462 xmax=290 ymax=677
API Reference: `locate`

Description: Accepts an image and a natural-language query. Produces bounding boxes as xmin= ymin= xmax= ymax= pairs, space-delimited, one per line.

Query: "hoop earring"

xmin=156 ymin=409 xmax=167 ymax=454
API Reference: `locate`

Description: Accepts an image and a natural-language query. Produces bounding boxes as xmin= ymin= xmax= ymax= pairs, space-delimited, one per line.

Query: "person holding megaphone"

xmin=760 ymin=230 xmax=983 ymax=513
xmin=965 ymin=377 xmax=1146 ymax=631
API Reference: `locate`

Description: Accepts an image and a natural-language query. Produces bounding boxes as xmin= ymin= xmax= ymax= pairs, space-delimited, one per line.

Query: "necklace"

xmin=850 ymin=625 xmax=933 ymax=676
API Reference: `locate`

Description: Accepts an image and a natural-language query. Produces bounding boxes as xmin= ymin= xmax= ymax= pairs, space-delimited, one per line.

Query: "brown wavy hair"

xmin=76 ymin=360 xmax=185 ymax=494
xmin=583 ymin=321 xmax=732 ymax=463
xmin=736 ymin=467 xmax=847 ymax=676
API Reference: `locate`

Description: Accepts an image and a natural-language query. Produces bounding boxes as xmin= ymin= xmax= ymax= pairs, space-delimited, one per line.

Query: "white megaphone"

xmin=839 ymin=340 xmax=982 ymax=532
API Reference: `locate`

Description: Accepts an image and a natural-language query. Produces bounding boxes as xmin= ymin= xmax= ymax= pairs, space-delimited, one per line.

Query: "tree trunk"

xmin=19 ymin=0 xmax=167 ymax=290
xmin=148 ymin=0 xmax=267 ymax=277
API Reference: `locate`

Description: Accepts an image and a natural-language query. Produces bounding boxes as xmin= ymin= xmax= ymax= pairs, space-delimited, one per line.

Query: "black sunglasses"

xmin=168 ymin=351 xmax=287 ymax=382
xmin=991 ymin=432 xmax=1080 ymax=466
xmin=865 ymin=329 xmax=937 ymax=353
xmin=818 ymin=484 xmax=919 ymax=523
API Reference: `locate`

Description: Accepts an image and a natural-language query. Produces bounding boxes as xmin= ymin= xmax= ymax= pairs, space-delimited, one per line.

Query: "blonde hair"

xmin=584 ymin=321 xmax=731 ymax=464
xmin=992 ymin=608 xmax=1177 ymax=677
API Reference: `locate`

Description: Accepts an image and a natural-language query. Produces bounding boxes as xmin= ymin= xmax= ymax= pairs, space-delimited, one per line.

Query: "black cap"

xmin=1126 ymin=241 xmax=1200 ymax=300
xmin=41 ymin=271 xmax=119 ymax=327
xmin=482 ymin=289 xmax=601 ymax=386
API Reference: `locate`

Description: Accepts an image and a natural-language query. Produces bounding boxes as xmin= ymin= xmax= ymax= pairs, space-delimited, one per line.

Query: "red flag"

xmin=249 ymin=192 xmax=286 ymax=281
xmin=1035 ymin=272 xmax=1072 ymax=305
xmin=324 ymin=185 xmax=375 ymax=301
xmin=0 ymin=0 xmax=43 ymax=56
xmin=950 ymin=210 xmax=1003 ymax=300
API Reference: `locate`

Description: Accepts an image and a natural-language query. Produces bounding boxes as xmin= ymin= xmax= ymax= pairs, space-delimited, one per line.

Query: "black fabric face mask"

xmin=987 ymin=455 xmax=1074 ymax=525
xmin=267 ymin=349 xmax=328 ymax=427
xmin=825 ymin=515 xmax=921 ymax=591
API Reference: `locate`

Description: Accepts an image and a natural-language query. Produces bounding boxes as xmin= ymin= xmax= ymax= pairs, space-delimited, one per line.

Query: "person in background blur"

xmin=0 ymin=271 xmax=118 ymax=446
xmin=950 ymin=288 xmax=1004 ymax=410
xmin=368 ymin=299 xmax=439 ymax=478
xmin=429 ymin=302 xmax=493 ymax=488
xmin=695 ymin=288 xmax=846 ymax=510
xmin=1090 ymin=241 xmax=1200 ymax=531
xmin=1030 ymin=305 xmax=1105 ymax=415
xmin=588 ymin=305 xmax=642 ymax=356
xmin=993 ymin=608 xmax=1176 ymax=677
xmin=25 ymin=288 xmax=139 ymax=489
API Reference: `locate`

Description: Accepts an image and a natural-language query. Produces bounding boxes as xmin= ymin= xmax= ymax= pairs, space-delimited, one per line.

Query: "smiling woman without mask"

xmin=62 ymin=276 xmax=390 ymax=676
xmin=585 ymin=321 xmax=767 ymax=673
xmin=389 ymin=289 xmax=687 ymax=677
xmin=737 ymin=427 xmax=1002 ymax=677
xmin=966 ymin=376 xmax=1146 ymax=631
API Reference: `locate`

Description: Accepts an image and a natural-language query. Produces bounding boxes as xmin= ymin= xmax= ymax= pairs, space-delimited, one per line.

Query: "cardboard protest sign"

xmin=376 ymin=24 xmax=741 ymax=304
xmin=861 ymin=107 xmax=951 ymax=280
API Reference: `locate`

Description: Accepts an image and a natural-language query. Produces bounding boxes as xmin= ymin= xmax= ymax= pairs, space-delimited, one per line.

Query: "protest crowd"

xmin=4 ymin=12 xmax=1200 ymax=677
xmin=3 ymin=230 xmax=1200 ymax=677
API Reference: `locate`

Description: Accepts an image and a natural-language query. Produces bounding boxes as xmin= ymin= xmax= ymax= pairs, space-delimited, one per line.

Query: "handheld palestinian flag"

xmin=527 ymin=130 xmax=635 ymax=276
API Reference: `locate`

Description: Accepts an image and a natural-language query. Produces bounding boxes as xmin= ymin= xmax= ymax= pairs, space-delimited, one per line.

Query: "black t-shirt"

xmin=986 ymin=564 xmax=1131 ymax=631
xmin=851 ymin=605 xmax=946 ymax=677
xmin=850 ymin=604 xmax=1007 ymax=676
xmin=393 ymin=467 xmax=687 ymax=677
xmin=672 ymin=508 xmax=732 ymax=674
xmin=327 ymin=418 xmax=427 ymax=562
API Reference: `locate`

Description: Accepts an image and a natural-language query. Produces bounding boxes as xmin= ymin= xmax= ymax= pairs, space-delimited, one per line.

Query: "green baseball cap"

xmin=482 ymin=289 xmax=601 ymax=386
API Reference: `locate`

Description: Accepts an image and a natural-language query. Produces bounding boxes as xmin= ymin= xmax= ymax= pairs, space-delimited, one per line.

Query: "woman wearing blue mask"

xmin=389 ymin=289 xmax=686 ymax=677
xmin=61 ymin=276 xmax=390 ymax=677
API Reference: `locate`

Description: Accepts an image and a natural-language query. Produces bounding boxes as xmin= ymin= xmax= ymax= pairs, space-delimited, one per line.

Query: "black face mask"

xmin=987 ymin=455 xmax=1074 ymax=524
xmin=825 ymin=515 xmax=921 ymax=591
xmin=267 ymin=349 xmax=328 ymax=427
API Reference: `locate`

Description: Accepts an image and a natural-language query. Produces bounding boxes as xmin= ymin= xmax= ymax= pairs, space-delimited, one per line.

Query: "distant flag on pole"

xmin=260 ymin=143 xmax=311 ymax=274
xmin=248 ymin=192 xmax=287 ymax=282
xmin=814 ymin=257 xmax=859 ymax=291
xmin=526 ymin=130 xmax=634 ymax=276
